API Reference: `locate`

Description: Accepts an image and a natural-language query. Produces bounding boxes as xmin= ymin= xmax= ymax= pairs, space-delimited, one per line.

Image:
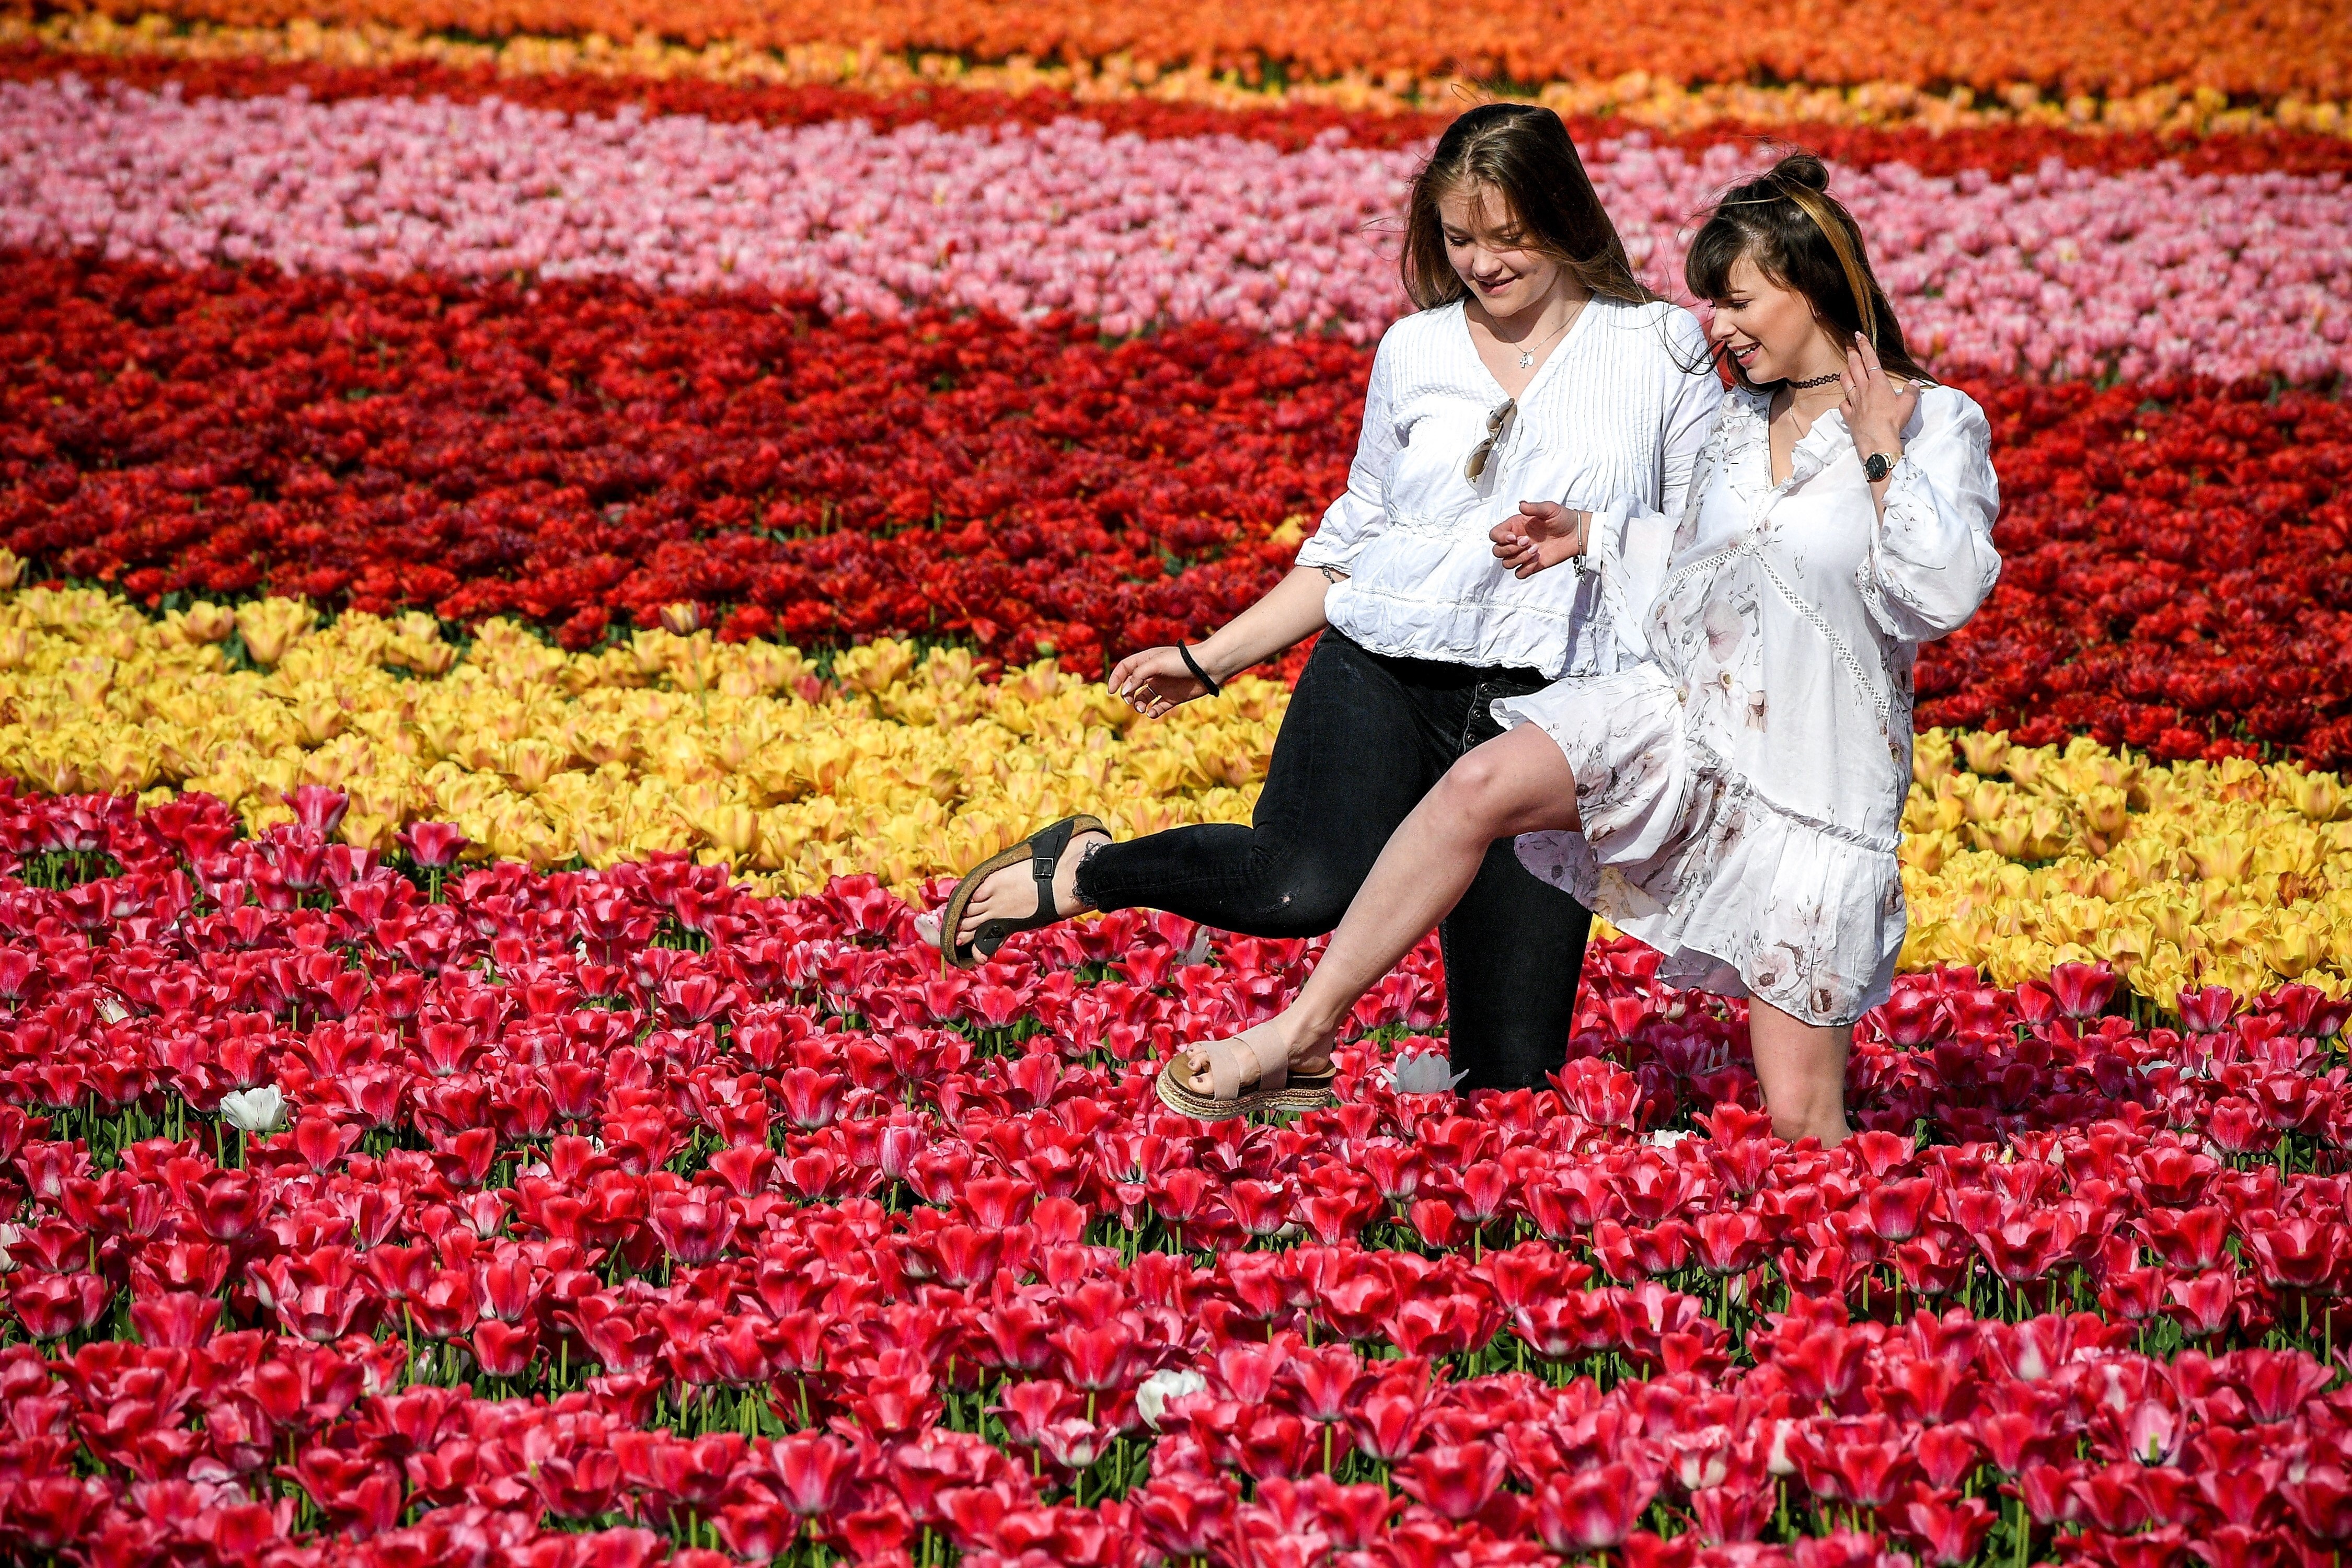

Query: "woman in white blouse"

xmin=926 ymin=104 xmax=1721 ymax=1095
xmin=1161 ymin=153 xmax=2001 ymax=1136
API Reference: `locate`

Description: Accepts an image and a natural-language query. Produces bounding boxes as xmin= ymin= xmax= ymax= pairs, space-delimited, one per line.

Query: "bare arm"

xmin=1108 ymin=565 xmax=1339 ymax=718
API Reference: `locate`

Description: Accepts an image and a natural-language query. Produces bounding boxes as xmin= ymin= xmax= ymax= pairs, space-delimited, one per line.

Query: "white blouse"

xmin=1297 ymin=297 xmax=1722 ymax=678
xmin=1501 ymin=383 xmax=2002 ymax=1025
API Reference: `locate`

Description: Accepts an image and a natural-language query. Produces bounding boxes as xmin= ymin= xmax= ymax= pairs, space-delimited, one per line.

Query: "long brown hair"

xmin=1400 ymin=103 xmax=1656 ymax=313
xmin=1685 ymin=151 xmax=1934 ymax=388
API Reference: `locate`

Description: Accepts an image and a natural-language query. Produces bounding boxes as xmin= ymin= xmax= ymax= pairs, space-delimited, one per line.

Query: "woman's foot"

xmin=917 ymin=827 xmax=1110 ymax=953
xmin=1171 ymin=1008 xmax=1335 ymax=1088
xmin=1158 ymin=1014 xmax=1341 ymax=1119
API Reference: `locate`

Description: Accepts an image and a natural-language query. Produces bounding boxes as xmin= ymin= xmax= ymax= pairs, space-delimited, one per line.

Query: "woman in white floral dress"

xmin=1162 ymin=154 xmax=2002 ymax=1144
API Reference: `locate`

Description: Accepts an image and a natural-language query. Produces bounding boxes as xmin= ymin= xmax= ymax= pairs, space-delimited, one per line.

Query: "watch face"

xmin=1865 ymin=454 xmax=1892 ymax=481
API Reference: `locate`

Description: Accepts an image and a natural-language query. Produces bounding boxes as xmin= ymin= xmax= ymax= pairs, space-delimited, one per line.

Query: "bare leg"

xmin=1214 ymin=725 xmax=1582 ymax=1072
xmin=1748 ymin=999 xmax=1852 ymax=1146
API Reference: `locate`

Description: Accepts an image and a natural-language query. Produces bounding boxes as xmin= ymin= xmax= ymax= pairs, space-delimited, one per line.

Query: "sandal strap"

xmin=1029 ymin=822 xmax=1069 ymax=926
xmin=1206 ymin=1023 xmax=1288 ymax=1101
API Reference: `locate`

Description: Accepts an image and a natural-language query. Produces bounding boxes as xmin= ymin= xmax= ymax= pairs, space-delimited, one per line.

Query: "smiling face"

xmin=1707 ymin=253 xmax=1846 ymax=387
xmin=1437 ymin=181 xmax=1565 ymax=323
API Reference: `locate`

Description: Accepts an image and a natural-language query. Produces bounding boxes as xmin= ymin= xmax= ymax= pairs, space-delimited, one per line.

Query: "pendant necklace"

xmin=1510 ymin=303 xmax=1578 ymax=369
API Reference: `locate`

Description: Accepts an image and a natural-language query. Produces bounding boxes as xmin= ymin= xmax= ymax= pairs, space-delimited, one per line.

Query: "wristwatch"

xmin=1863 ymin=451 xmax=1898 ymax=483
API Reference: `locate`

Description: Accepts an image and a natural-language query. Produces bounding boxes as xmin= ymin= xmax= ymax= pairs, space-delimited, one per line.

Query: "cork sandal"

xmin=933 ymin=814 xmax=1106 ymax=971
xmin=1155 ymin=1022 xmax=1338 ymax=1121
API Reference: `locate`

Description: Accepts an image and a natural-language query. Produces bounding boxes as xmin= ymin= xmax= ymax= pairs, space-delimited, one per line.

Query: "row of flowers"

xmin=1916 ymin=380 xmax=2352 ymax=770
xmin=0 ymin=785 xmax=2343 ymax=1564
xmin=0 ymin=585 xmax=1288 ymax=897
xmin=11 ymin=73 xmax=2352 ymax=379
xmin=16 ymin=15 xmax=2352 ymax=143
xmin=2 ymin=257 xmax=1351 ymax=666
xmin=1 ymin=579 xmax=2349 ymax=1002
xmin=36 ymin=0 xmax=2352 ymax=103
xmin=8 ymin=258 xmax=2352 ymax=766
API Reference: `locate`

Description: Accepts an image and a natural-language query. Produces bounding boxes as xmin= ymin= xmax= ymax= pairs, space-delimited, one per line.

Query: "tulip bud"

xmin=660 ymin=602 xmax=705 ymax=636
xmin=220 ymin=1086 xmax=286 ymax=1136
xmin=1385 ymin=1050 xmax=1465 ymax=1096
xmin=398 ymin=821 xmax=470 ymax=869
xmin=1135 ymin=1368 xmax=1207 ymax=1431
xmin=181 ymin=602 xmax=237 ymax=643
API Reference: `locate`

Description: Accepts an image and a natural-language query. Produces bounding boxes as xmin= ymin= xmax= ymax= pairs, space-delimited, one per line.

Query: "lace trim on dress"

xmin=1751 ymin=552 xmax=1893 ymax=729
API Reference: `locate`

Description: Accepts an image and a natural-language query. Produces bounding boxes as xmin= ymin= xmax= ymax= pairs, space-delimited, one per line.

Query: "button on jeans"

xmin=1076 ymin=630 xmax=1592 ymax=1091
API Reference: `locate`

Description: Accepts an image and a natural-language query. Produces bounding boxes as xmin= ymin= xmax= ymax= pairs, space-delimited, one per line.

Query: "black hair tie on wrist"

xmin=1178 ymin=644 xmax=1223 ymax=697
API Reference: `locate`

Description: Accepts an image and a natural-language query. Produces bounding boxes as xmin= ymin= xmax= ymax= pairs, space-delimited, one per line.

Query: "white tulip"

xmin=1136 ymin=1368 xmax=1208 ymax=1431
xmin=1383 ymin=1050 xmax=1465 ymax=1096
xmin=1647 ymin=1128 xmax=1691 ymax=1148
xmin=220 ymin=1085 xmax=286 ymax=1136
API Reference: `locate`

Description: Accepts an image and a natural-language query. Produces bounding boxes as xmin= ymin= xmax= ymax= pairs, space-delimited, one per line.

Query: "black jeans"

xmin=1075 ymin=630 xmax=1592 ymax=1091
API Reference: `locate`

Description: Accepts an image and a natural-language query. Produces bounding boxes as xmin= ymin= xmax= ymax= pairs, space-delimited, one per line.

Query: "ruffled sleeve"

xmin=1656 ymin=310 xmax=1724 ymax=523
xmin=1295 ymin=329 xmax=1399 ymax=572
xmin=1573 ymin=496 xmax=1678 ymax=663
xmin=1857 ymin=387 xmax=2003 ymax=643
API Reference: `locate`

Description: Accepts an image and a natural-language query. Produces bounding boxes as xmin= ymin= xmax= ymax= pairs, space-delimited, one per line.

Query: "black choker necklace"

xmin=1785 ymin=371 xmax=1842 ymax=389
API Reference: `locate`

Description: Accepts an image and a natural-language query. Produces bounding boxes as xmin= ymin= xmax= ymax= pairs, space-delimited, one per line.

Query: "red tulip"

xmin=2164 ymin=1271 xmax=2239 ymax=1338
xmin=1903 ymin=1492 xmax=1996 ymax=1565
xmin=2178 ymin=986 xmax=2238 ymax=1034
xmin=647 ymin=1190 xmax=739 ymax=1265
xmin=8 ymin=1271 xmax=112 ymax=1340
xmin=1536 ymin=1462 xmax=1659 ymax=1550
xmin=766 ymin=1432 xmax=857 ymax=1516
xmin=1393 ymin=1442 xmax=1507 ymax=1521
xmin=471 ymin=1319 xmax=540 ymax=1378
xmin=397 ymin=822 xmax=470 ymax=869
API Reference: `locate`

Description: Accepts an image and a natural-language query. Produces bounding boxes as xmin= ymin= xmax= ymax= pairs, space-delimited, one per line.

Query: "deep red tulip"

xmin=471 ymin=1319 xmax=540 ymax=1378
xmin=397 ymin=822 xmax=470 ymax=869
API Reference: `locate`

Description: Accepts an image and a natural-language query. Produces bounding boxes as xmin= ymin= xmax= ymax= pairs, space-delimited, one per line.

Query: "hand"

xmin=1108 ymin=644 xmax=1215 ymax=719
xmin=1840 ymin=333 xmax=1920 ymax=466
xmin=1489 ymin=501 xmax=1592 ymax=579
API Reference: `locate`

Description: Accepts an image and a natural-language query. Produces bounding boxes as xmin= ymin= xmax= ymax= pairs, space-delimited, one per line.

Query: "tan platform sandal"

xmin=1155 ymin=1022 xmax=1338 ymax=1121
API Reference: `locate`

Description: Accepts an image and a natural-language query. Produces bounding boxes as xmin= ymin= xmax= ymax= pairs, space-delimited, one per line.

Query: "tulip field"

xmin=4 ymin=5 xmax=2352 ymax=1568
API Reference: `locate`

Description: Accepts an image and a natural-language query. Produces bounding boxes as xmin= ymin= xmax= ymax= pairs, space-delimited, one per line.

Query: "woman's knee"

xmin=1429 ymin=751 xmax=1530 ymax=838
xmin=1432 ymin=729 xmax=1577 ymax=837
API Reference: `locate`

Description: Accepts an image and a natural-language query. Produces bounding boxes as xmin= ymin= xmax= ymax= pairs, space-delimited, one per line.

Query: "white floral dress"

xmin=1495 ymin=384 xmax=2002 ymax=1026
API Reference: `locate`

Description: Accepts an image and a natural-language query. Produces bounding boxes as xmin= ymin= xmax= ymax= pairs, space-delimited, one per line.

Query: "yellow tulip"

xmin=2262 ymin=917 xmax=2323 ymax=978
xmin=2186 ymin=832 xmax=2256 ymax=882
xmin=697 ymin=802 xmax=761 ymax=861
xmin=2278 ymin=767 xmax=2346 ymax=822
xmin=180 ymin=603 xmax=237 ymax=644
xmin=1911 ymin=728 xmax=1956 ymax=789
xmin=235 ymin=599 xmax=315 ymax=667
xmin=1957 ymin=730 xmax=2011 ymax=775
xmin=501 ymin=737 xmax=572 ymax=794
xmin=2002 ymin=743 xmax=2057 ymax=790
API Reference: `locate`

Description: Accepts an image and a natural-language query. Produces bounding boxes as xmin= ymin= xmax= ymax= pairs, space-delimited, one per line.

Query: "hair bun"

xmin=1768 ymin=152 xmax=1831 ymax=192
